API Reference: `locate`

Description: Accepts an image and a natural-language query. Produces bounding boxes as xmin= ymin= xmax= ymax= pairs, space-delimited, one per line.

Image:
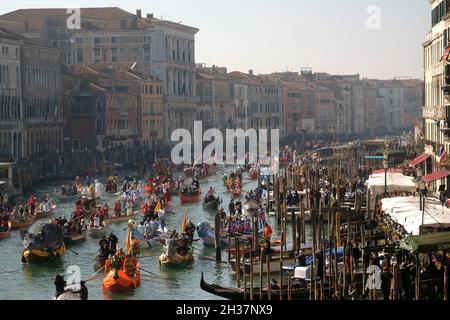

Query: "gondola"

xmin=202 ymin=194 xmax=221 ymax=210
xmin=103 ymin=263 xmax=141 ymax=292
xmin=0 ymin=221 xmax=11 ymax=240
xmin=21 ymin=222 xmax=65 ymax=263
xmin=200 ymin=272 xmax=311 ymax=300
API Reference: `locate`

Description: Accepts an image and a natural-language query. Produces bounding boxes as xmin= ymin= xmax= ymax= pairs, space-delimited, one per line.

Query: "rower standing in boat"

xmin=114 ymin=199 xmax=121 ymax=218
xmin=185 ymin=220 xmax=196 ymax=242
xmin=228 ymin=200 xmax=235 ymax=216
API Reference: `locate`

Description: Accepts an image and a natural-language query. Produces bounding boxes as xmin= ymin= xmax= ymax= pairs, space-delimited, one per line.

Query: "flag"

xmin=439 ymin=146 xmax=447 ymax=165
xmin=181 ymin=210 xmax=187 ymax=234
xmin=154 ymin=200 xmax=161 ymax=212
xmin=125 ymin=223 xmax=132 ymax=254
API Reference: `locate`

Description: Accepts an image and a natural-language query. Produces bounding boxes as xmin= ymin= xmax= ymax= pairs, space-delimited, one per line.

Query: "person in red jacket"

xmin=114 ymin=199 xmax=121 ymax=218
xmin=27 ymin=195 xmax=37 ymax=216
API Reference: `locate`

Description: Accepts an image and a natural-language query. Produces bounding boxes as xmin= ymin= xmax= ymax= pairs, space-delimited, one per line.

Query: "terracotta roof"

xmin=64 ymin=63 xmax=160 ymax=82
xmin=0 ymin=7 xmax=138 ymax=31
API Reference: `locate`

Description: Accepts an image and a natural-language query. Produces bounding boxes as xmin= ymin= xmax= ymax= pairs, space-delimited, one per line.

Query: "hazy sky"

xmin=0 ymin=0 xmax=430 ymax=79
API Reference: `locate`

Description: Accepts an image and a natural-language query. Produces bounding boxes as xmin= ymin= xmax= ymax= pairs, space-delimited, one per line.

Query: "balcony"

xmin=441 ymin=120 xmax=450 ymax=140
xmin=423 ymin=106 xmax=445 ymax=120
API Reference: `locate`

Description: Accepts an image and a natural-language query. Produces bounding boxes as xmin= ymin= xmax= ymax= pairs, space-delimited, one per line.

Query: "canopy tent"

xmin=422 ymin=171 xmax=450 ymax=183
xmin=408 ymin=153 xmax=431 ymax=168
xmin=372 ymin=168 xmax=403 ymax=174
xmin=366 ymin=172 xmax=416 ymax=196
xmin=381 ymin=196 xmax=450 ymax=235
xmin=399 ymin=231 xmax=450 ymax=253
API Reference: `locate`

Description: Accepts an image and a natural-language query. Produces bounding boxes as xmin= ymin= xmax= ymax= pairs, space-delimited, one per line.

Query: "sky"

xmin=0 ymin=0 xmax=431 ymax=79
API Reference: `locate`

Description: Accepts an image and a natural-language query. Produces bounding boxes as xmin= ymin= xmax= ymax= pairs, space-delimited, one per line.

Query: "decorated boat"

xmin=102 ymin=262 xmax=141 ymax=292
xmin=128 ymin=219 xmax=167 ymax=250
xmin=21 ymin=221 xmax=65 ymax=263
xmin=0 ymin=221 xmax=11 ymax=240
xmin=159 ymin=238 xmax=194 ymax=266
xmin=34 ymin=201 xmax=56 ymax=219
xmin=87 ymin=222 xmax=108 ymax=238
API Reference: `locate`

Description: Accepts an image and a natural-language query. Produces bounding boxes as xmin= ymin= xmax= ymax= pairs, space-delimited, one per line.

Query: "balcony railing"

xmin=423 ymin=106 xmax=446 ymax=120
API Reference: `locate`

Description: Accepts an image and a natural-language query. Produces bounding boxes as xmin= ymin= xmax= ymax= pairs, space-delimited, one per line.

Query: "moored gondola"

xmin=200 ymin=272 xmax=311 ymax=300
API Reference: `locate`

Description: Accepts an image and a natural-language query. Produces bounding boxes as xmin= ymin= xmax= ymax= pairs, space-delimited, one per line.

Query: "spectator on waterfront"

xmin=366 ymin=258 xmax=381 ymax=300
xmin=351 ymin=240 xmax=361 ymax=272
xmin=348 ymin=283 xmax=358 ymax=300
xmin=296 ymin=250 xmax=307 ymax=267
xmin=381 ymin=265 xmax=393 ymax=300
xmin=263 ymin=222 xmax=273 ymax=243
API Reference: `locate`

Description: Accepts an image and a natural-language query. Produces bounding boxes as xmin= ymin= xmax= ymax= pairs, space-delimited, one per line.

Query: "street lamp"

xmin=383 ymin=151 xmax=389 ymax=197
xmin=414 ymin=168 xmax=426 ymax=231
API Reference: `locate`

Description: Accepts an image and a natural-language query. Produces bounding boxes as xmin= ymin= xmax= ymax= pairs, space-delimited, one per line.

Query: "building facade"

xmin=422 ymin=0 xmax=450 ymax=191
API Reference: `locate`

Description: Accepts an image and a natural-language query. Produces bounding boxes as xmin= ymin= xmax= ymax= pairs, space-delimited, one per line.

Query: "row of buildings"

xmin=0 ymin=7 xmax=423 ymax=194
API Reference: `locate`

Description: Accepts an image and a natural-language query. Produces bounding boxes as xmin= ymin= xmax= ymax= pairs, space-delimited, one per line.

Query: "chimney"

xmin=136 ymin=9 xmax=142 ymax=18
xmin=249 ymin=69 xmax=253 ymax=76
xmin=147 ymin=13 xmax=153 ymax=19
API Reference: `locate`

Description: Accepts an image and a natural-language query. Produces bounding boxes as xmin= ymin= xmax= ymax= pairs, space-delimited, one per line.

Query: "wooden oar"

xmin=83 ymin=265 xmax=105 ymax=282
xmin=67 ymin=248 xmax=79 ymax=255
xmin=87 ymin=251 xmax=99 ymax=257
xmin=140 ymin=267 xmax=172 ymax=280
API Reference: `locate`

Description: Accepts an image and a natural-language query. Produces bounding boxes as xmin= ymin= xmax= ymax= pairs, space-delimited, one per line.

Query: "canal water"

xmin=0 ymin=166 xmax=310 ymax=300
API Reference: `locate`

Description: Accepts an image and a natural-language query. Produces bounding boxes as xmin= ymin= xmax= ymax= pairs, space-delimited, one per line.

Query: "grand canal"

xmin=0 ymin=167 xmax=310 ymax=300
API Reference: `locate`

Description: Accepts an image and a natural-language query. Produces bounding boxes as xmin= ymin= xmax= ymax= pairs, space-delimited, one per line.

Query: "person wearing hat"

xmin=79 ymin=281 xmax=88 ymax=300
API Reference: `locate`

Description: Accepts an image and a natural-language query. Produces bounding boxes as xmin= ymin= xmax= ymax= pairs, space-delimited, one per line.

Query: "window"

xmin=75 ymin=37 xmax=83 ymax=45
xmin=76 ymin=48 xmax=84 ymax=63
xmin=93 ymin=48 xmax=101 ymax=63
xmin=143 ymin=44 xmax=151 ymax=62
xmin=15 ymin=47 xmax=18 ymax=56
xmin=144 ymin=36 xmax=151 ymax=43
xmin=93 ymin=37 xmax=101 ymax=45
xmin=111 ymin=36 xmax=119 ymax=44
xmin=111 ymin=48 xmax=119 ymax=62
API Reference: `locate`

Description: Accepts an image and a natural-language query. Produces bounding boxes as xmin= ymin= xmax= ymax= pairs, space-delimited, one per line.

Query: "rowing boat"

xmin=243 ymin=199 xmax=261 ymax=211
xmin=104 ymin=213 xmax=138 ymax=224
xmin=64 ymin=232 xmax=86 ymax=245
xmin=10 ymin=217 xmax=35 ymax=230
xmin=180 ymin=189 xmax=200 ymax=204
xmin=88 ymin=223 xmax=108 ymax=238
xmin=102 ymin=263 xmax=141 ymax=292
xmin=202 ymin=195 xmax=220 ymax=210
